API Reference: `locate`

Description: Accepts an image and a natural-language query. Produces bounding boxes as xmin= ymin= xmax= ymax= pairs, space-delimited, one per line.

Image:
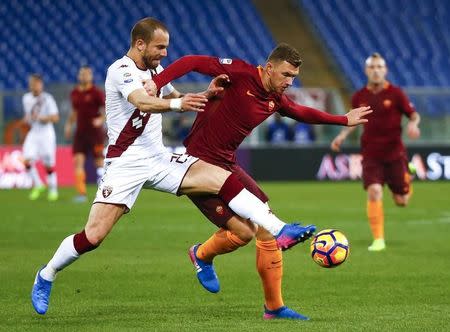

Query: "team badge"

xmin=219 ymin=58 xmax=232 ymax=65
xmin=216 ymin=205 xmax=224 ymax=215
xmin=268 ymin=100 xmax=275 ymax=111
xmin=102 ymin=185 xmax=113 ymax=198
xmin=383 ymin=99 xmax=392 ymax=107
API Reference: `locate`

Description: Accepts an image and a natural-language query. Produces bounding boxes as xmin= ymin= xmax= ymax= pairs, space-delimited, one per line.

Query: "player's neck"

xmin=126 ymin=49 xmax=147 ymax=71
xmin=367 ymin=81 xmax=387 ymax=93
xmin=78 ymin=83 xmax=92 ymax=91
xmin=260 ymin=69 xmax=272 ymax=93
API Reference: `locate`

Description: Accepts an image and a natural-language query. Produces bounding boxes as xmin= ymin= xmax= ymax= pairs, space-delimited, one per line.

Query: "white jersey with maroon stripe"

xmin=22 ymin=91 xmax=58 ymax=138
xmin=104 ymin=55 xmax=174 ymax=160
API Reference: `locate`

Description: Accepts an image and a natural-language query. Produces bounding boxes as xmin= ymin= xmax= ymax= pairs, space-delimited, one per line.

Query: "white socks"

xmin=47 ymin=172 xmax=57 ymax=192
xmin=40 ymin=235 xmax=80 ymax=281
xmin=28 ymin=164 xmax=43 ymax=187
xmin=228 ymin=189 xmax=285 ymax=236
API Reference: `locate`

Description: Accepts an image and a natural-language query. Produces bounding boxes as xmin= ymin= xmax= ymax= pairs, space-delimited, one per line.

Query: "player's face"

xmin=365 ymin=58 xmax=387 ymax=84
xmin=29 ymin=77 xmax=43 ymax=96
xmin=142 ymin=29 xmax=169 ymax=70
xmin=78 ymin=68 xmax=93 ymax=85
xmin=268 ymin=61 xmax=299 ymax=94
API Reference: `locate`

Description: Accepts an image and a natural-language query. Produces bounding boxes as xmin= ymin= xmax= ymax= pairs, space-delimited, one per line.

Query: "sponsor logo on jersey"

xmin=219 ymin=58 xmax=232 ymax=65
xmin=123 ymin=72 xmax=132 ymax=77
xmin=383 ymin=99 xmax=392 ymax=107
xmin=102 ymin=185 xmax=113 ymax=198
xmin=119 ymin=64 xmax=128 ymax=68
xmin=124 ymin=78 xmax=133 ymax=83
xmin=268 ymin=100 xmax=275 ymax=111
xmin=216 ymin=205 xmax=224 ymax=215
xmin=246 ymin=90 xmax=256 ymax=97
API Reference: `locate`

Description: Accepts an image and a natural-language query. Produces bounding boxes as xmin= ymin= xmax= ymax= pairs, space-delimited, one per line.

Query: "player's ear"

xmin=136 ymin=39 xmax=146 ymax=52
xmin=266 ymin=62 xmax=274 ymax=76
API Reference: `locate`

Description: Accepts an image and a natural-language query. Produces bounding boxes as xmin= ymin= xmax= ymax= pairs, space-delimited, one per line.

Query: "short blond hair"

xmin=365 ymin=52 xmax=386 ymax=66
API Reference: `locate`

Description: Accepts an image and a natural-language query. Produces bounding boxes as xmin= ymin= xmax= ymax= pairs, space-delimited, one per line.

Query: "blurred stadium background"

xmin=1 ymin=0 xmax=450 ymax=188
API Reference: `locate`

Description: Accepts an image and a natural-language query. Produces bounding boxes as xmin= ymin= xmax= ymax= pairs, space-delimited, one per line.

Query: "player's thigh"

xmin=188 ymin=194 xmax=255 ymax=240
xmin=180 ymin=159 xmax=231 ymax=195
xmin=142 ymin=151 xmax=199 ymax=195
xmin=22 ymin=133 xmax=38 ymax=162
xmin=85 ymin=202 xmax=127 ymax=245
xmin=232 ymin=165 xmax=269 ymax=203
xmin=94 ymin=158 xmax=149 ymax=212
xmin=385 ymin=158 xmax=410 ymax=196
xmin=40 ymin=137 xmax=56 ymax=167
xmin=362 ymin=158 xmax=384 ymax=191
xmin=189 ymin=194 xmax=235 ymax=228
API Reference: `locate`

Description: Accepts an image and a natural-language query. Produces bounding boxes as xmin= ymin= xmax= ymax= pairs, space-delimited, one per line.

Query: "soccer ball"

xmin=310 ymin=229 xmax=349 ymax=268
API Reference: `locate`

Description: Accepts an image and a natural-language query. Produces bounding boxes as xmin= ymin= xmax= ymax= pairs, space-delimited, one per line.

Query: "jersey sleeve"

xmin=153 ymin=55 xmax=251 ymax=89
xmin=22 ymin=95 xmax=30 ymax=116
xmin=278 ymin=94 xmax=347 ymax=125
xmin=397 ymin=88 xmax=416 ymax=118
xmin=108 ymin=65 xmax=144 ymax=100
xmin=46 ymin=94 xmax=59 ymax=115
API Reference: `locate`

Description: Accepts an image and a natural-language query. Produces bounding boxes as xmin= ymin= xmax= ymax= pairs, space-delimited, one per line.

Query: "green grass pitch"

xmin=0 ymin=182 xmax=449 ymax=331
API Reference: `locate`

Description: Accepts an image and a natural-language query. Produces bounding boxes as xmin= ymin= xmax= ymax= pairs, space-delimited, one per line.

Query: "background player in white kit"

xmin=31 ymin=17 xmax=316 ymax=315
xmin=22 ymin=74 xmax=59 ymax=201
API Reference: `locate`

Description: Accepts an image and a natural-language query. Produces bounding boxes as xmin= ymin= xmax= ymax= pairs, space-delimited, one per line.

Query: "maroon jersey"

xmin=352 ymin=82 xmax=415 ymax=161
xmin=153 ymin=56 xmax=347 ymax=167
xmin=70 ymin=85 xmax=105 ymax=135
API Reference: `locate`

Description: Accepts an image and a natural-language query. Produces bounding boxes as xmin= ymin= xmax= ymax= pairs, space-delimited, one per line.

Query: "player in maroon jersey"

xmin=331 ymin=53 xmax=420 ymax=252
xmin=149 ymin=43 xmax=372 ymax=320
xmin=65 ymin=66 xmax=106 ymax=202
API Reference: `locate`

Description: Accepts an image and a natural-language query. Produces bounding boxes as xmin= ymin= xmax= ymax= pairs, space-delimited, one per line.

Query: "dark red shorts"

xmin=73 ymin=130 xmax=105 ymax=158
xmin=188 ymin=165 xmax=268 ymax=228
xmin=362 ymin=157 xmax=411 ymax=195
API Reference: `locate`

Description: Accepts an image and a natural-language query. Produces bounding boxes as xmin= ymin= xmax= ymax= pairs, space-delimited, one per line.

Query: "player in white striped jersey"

xmin=31 ymin=17 xmax=314 ymax=315
xmin=22 ymin=74 xmax=59 ymax=201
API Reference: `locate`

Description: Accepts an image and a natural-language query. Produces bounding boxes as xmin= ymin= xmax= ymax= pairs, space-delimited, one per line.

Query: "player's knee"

xmin=235 ymin=227 xmax=255 ymax=244
xmin=367 ymin=185 xmax=382 ymax=201
xmin=45 ymin=166 xmax=55 ymax=174
xmin=84 ymin=226 xmax=106 ymax=247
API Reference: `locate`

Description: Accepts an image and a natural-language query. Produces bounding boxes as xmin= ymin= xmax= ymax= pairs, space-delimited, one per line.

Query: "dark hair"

xmin=29 ymin=73 xmax=43 ymax=81
xmin=267 ymin=43 xmax=302 ymax=67
xmin=130 ymin=17 xmax=168 ymax=46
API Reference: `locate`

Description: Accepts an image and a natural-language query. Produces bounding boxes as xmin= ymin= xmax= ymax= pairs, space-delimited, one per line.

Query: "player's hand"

xmin=64 ymin=125 xmax=72 ymax=140
xmin=204 ymin=74 xmax=230 ymax=99
xmin=92 ymin=117 xmax=104 ymax=128
xmin=407 ymin=122 xmax=420 ymax=139
xmin=330 ymin=134 xmax=345 ymax=152
xmin=143 ymin=79 xmax=157 ymax=96
xmin=180 ymin=93 xmax=208 ymax=113
xmin=345 ymin=106 xmax=372 ymax=126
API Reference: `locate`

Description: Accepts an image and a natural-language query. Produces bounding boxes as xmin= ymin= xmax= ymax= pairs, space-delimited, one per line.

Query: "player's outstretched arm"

xmin=128 ymin=88 xmax=207 ymax=113
xmin=345 ymin=106 xmax=372 ymax=126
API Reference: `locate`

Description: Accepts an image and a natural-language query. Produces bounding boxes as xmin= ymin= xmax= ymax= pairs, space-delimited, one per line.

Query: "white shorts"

xmin=23 ymin=132 xmax=56 ymax=166
xmin=93 ymin=151 xmax=198 ymax=211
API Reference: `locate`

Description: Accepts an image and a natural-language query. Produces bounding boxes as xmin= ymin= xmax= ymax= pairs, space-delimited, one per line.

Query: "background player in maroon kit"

xmin=151 ymin=43 xmax=372 ymax=320
xmin=65 ymin=66 xmax=106 ymax=202
xmin=331 ymin=53 xmax=420 ymax=252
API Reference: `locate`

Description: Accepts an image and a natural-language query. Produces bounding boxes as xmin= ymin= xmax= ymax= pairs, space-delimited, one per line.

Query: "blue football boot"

xmin=275 ymin=223 xmax=316 ymax=251
xmin=263 ymin=305 xmax=309 ymax=320
xmin=31 ymin=266 xmax=53 ymax=315
xmin=188 ymin=244 xmax=220 ymax=293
